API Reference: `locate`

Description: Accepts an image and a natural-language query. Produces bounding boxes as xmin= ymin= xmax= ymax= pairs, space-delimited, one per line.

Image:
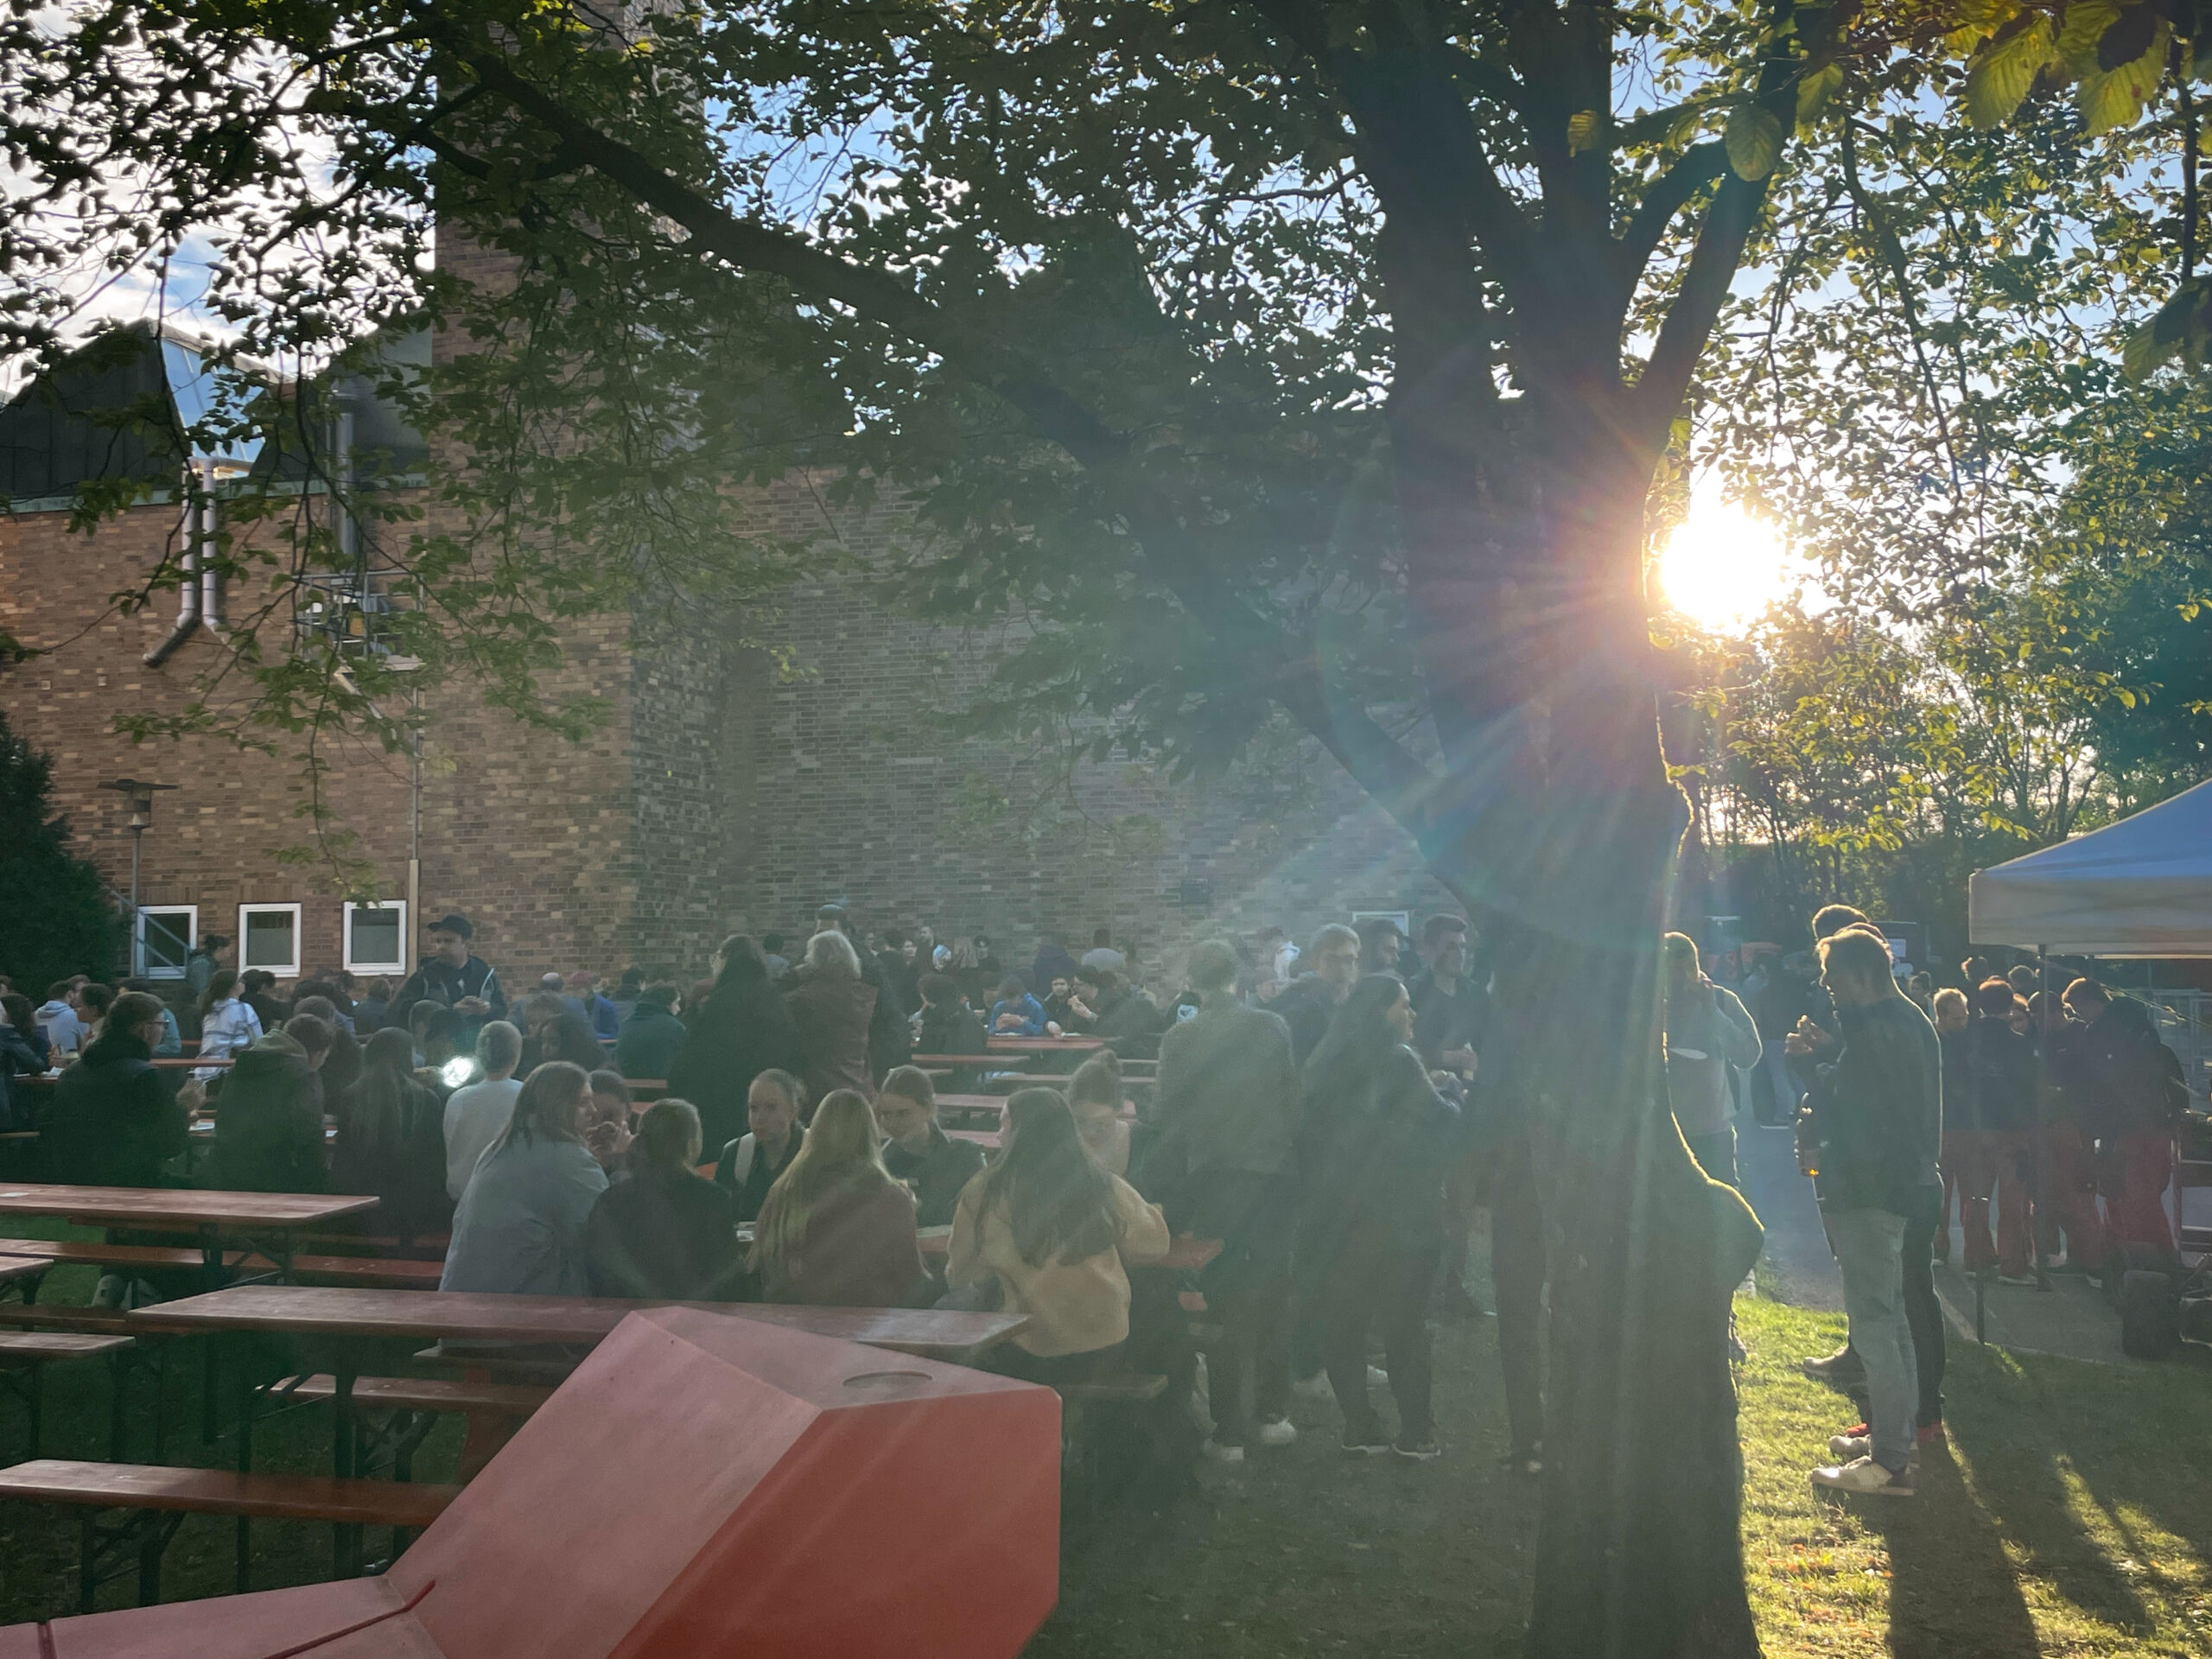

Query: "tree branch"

xmin=1613 ymin=141 xmax=1730 ymax=290
xmin=448 ymin=46 xmax=1446 ymax=834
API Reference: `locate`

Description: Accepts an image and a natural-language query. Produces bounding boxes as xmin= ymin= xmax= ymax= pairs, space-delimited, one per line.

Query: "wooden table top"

xmin=127 ymin=1285 xmax=1030 ymax=1362
xmin=0 ymin=1255 xmax=52 ymax=1285
xmin=987 ymin=1036 xmax=1104 ymax=1052
xmin=0 ymin=1184 xmax=378 ymax=1230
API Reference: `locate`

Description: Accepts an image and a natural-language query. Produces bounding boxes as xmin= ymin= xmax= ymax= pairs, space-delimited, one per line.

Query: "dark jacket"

xmin=785 ymin=972 xmax=880 ymax=1104
xmin=861 ymin=959 xmax=912 ymax=1081
xmin=329 ymin=1072 xmax=453 ymax=1240
xmin=1301 ymin=1044 xmax=1463 ymax=1253
xmin=585 ymin=1160 xmax=745 ymax=1300
xmin=2059 ymin=1000 xmax=2189 ymax=1141
xmin=666 ymin=974 xmax=804 ymax=1155
xmin=1154 ymin=1001 xmax=1298 ymax=1178
xmin=715 ymin=1127 xmax=806 ymax=1224
xmin=45 ymin=1029 xmax=189 ymax=1187
xmin=1269 ymin=976 xmax=1340 ymax=1067
xmin=614 ymin=1003 xmax=688 ymax=1083
xmin=1031 ymin=943 xmax=1080 ymax=989
xmin=917 ymin=1001 xmax=990 ymax=1057
xmin=760 ymin=1178 xmax=926 ymax=1307
xmin=392 ymin=953 xmax=508 ymax=1029
xmin=207 ymin=1033 xmax=328 ymax=1194
xmin=1407 ymin=968 xmax=1489 ymax=1074
xmin=1807 ymin=994 xmax=1942 ymax=1214
xmin=1091 ymin=987 xmax=1170 ymax=1061
xmin=1938 ymin=1027 xmax=1980 ymax=1135
xmin=1964 ymin=1015 xmax=2038 ymax=1134
xmin=0 ymin=1021 xmax=48 ymax=1135
xmin=882 ymin=1123 xmax=988 ymax=1229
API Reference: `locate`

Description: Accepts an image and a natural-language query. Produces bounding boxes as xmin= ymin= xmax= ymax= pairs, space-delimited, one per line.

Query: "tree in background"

xmin=0 ymin=714 xmax=123 ymax=995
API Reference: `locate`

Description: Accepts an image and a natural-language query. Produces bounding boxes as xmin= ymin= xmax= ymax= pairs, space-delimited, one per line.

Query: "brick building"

xmin=1 ymin=322 xmax=1450 ymax=999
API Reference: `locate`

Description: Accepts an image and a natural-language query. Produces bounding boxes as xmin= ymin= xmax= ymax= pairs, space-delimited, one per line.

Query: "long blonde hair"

xmin=749 ymin=1089 xmax=893 ymax=1281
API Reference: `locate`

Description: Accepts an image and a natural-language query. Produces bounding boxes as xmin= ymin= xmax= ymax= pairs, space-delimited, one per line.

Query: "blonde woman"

xmin=948 ymin=1088 xmax=1167 ymax=1386
xmin=750 ymin=1088 xmax=925 ymax=1306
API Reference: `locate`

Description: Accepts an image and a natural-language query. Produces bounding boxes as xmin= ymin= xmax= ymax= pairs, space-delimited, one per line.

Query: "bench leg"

xmin=27 ymin=1363 xmax=40 ymax=1463
xmin=106 ymin=1351 xmax=126 ymax=1461
xmin=137 ymin=1514 xmax=163 ymax=1607
xmin=78 ymin=1510 xmax=96 ymax=1616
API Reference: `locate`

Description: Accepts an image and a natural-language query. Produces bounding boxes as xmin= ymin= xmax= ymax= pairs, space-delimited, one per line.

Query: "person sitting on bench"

xmin=749 ymin=1089 xmax=926 ymax=1307
xmin=1066 ymin=1053 xmax=1130 ymax=1177
xmin=442 ymin=1061 xmax=607 ymax=1296
xmin=714 ymin=1069 xmax=807 ymax=1224
xmin=947 ymin=1088 xmax=1169 ymax=1386
xmin=332 ymin=1026 xmax=454 ymax=1241
xmin=585 ymin=1097 xmax=744 ymax=1300
xmin=207 ymin=1015 xmax=333 ymax=1194
xmin=875 ymin=1065 xmax=985 ymax=1228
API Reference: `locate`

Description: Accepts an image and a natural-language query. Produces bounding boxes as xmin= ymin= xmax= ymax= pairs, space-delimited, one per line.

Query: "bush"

xmin=0 ymin=711 xmax=122 ymax=990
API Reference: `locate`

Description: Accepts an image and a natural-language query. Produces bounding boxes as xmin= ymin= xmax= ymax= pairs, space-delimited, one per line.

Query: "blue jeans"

xmin=1826 ymin=1206 xmax=1917 ymax=1473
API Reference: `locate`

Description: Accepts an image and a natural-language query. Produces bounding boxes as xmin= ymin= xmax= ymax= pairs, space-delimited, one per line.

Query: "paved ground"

xmin=1736 ymin=1098 xmax=2211 ymax=1370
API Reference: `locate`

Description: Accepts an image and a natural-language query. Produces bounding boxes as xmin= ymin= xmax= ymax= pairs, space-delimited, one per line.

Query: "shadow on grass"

xmin=1850 ymin=1439 xmax=2044 ymax=1659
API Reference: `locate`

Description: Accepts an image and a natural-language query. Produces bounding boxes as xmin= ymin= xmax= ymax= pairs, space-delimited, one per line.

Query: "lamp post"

xmin=100 ymin=778 xmax=177 ymax=973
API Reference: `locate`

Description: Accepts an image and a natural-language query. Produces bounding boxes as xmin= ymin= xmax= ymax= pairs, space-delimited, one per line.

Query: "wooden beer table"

xmin=130 ymin=1286 xmax=1030 ymax=1576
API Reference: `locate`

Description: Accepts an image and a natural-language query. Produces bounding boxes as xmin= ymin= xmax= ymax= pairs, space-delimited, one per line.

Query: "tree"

xmin=0 ymin=4 xmax=2060 ymax=1650
xmin=0 ymin=714 xmax=124 ymax=995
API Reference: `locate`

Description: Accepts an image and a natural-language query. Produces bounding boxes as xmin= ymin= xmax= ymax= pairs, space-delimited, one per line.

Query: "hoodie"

xmin=207 ymin=1031 xmax=327 ymax=1193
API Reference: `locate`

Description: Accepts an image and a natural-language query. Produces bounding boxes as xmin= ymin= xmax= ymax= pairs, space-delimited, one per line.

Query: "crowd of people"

xmin=1 ymin=887 xmax=2191 ymax=1499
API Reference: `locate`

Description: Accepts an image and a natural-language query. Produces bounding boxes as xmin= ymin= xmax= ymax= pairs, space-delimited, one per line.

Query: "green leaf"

xmin=2078 ymin=21 xmax=2169 ymax=132
xmin=1724 ymin=103 xmax=1785 ymax=181
xmin=2057 ymin=0 xmax=2120 ymax=73
xmin=2096 ymin=2 xmax=2158 ymax=71
xmin=1796 ymin=62 xmax=1844 ymax=129
xmin=1965 ymin=13 xmax=2056 ymax=129
xmin=2123 ymin=315 xmax=2175 ymax=380
xmin=1567 ymin=109 xmax=1604 ymax=156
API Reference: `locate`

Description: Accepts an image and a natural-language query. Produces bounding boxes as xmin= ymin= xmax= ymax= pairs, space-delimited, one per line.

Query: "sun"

xmin=1654 ymin=486 xmax=1793 ymax=633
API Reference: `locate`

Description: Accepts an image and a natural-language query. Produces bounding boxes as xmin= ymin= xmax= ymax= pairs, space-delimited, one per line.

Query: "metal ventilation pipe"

xmin=143 ymin=461 xmax=207 ymax=666
xmin=197 ymin=456 xmax=223 ymax=632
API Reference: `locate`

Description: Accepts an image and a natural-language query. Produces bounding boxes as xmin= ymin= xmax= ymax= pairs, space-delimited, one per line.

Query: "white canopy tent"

xmin=1969 ymin=779 xmax=2212 ymax=957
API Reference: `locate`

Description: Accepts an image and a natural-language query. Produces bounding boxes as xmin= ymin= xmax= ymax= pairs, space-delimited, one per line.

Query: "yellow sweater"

xmin=947 ymin=1172 xmax=1170 ymax=1356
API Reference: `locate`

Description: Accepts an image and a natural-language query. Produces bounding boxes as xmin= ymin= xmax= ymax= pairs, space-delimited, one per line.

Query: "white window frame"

xmin=237 ymin=902 xmax=303 ymax=979
xmin=342 ymin=900 xmax=409 ymax=976
xmin=134 ymin=905 xmax=197 ymax=980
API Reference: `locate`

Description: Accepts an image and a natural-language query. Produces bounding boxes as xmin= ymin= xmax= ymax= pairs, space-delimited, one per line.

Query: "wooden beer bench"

xmin=0 ymin=1459 xmax=454 ymax=1611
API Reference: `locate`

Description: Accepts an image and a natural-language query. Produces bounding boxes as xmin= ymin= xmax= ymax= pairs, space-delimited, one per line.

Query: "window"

xmin=343 ymin=901 xmax=408 ymax=975
xmin=135 ymin=906 xmax=196 ymax=979
xmin=237 ymin=903 xmax=302 ymax=979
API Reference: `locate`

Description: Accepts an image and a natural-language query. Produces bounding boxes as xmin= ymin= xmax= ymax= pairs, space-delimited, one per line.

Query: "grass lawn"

xmin=1 ymin=1261 xmax=2206 ymax=1656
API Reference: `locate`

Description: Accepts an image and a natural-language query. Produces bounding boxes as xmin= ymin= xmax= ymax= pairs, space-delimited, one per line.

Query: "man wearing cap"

xmin=394 ymin=913 xmax=507 ymax=1039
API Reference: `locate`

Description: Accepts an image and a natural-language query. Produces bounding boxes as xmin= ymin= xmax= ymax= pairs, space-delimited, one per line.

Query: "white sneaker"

xmin=1366 ymin=1364 xmax=1389 ymax=1389
xmin=1811 ymin=1456 xmax=1914 ymax=1497
xmin=1291 ymin=1373 xmax=1332 ymax=1402
xmin=1255 ymin=1418 xmax=1298 ymax=1448
xmin=1200 ymin=1439 xmax=1245 ymax=1464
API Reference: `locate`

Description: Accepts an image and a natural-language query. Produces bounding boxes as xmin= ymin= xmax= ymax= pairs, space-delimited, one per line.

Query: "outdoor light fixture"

xmin=99 ymin=778 xmax=177 ymax=930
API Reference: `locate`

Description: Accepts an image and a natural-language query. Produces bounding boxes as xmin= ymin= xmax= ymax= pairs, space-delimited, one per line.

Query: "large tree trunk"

xmin=1389 ymin=398 xmax=1768 ymax=1657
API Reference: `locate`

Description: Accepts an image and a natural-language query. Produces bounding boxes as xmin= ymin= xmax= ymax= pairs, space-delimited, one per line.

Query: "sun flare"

xmin=1655 ymin=487 xmax=1793 ymax=633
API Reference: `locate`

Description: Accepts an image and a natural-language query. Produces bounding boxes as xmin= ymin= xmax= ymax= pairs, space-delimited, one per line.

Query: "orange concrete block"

xmin=391 ymin=1306 xmax=1061 ymax=1659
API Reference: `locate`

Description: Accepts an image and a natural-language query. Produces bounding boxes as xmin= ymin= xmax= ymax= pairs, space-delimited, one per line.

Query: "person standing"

xmin=2057 ymin=981 xmax=2187 ymax=1264
xmin=392 ymin=912 xmax=507 ymax=1037
xmin=785 ymin=929 xmax=881 ymax=1106
xmin=1299 ymin=975 xmax=1463 ymax=1461
xmin=184 ymin=933 xmax=230 ymax=1018
xmin=1152 ymin=940 xmax=1300 ymax=1461
xmin=1930 ymin=988 xmax=1980 ymax=1270
xmin=666 ymin=935 xmax=804 ymax=1154
xmin=1661 ymin=934 xmax=1761 ymax=1191
xmin=1804 ymin=928 xmax=1942 ymax=1497
xmin=1272 ymin=924 xmax=1362 ymax=1065
xmin=194 ymin=969 xmax=262 ymax=1082
xmin=1967 ymin=981 xmax=2039 ymax=1280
